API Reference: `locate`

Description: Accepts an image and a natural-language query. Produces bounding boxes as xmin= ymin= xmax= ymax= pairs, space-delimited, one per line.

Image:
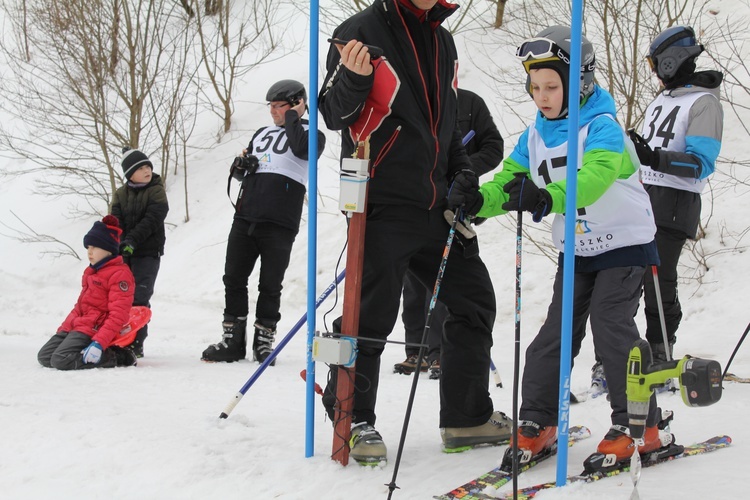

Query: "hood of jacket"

xmin=533 ymin=85 xmax=617 ymax=148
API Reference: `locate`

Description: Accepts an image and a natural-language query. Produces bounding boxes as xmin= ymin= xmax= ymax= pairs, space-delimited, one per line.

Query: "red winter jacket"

xmin=58 ymin=256 xmax=135 ymax=349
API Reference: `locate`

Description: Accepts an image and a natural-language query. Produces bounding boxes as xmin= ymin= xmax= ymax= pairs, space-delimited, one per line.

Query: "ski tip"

xmin=219 ymin=412 xmax=228 ymax=419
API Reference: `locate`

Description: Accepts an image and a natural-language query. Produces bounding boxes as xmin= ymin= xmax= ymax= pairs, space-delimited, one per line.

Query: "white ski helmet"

xmin=516 ymin=25 xmax=596 ymax=118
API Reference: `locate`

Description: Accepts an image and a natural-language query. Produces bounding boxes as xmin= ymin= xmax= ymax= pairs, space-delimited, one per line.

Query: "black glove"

xmin=628 ymin=129 xmax=659 ymax=169
xmin=447 ymin=169 xmax=483 ymax=217
xmin=501 ymin=174 xmax=552 ymax=223
xmin=119 ymin=240 xmax=135 ymax=256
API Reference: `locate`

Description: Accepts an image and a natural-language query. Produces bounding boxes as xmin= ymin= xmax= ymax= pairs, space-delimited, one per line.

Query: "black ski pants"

xmin=643 ymin=225 xmax=686 ymax=347
xmin=124 ymin=255 xmax=161 ymax=342
xmin=520 ymin=264 xmax=658 ymax=428
xmin=322 ymin=205 xmax=496 ymax=428
xmin=401 ymin=269 xmax=446 ymax=363
xmin=223 ymin=219 xmax=297 ymax=325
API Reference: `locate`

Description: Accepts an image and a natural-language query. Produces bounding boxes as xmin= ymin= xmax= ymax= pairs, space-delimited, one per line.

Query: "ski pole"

xmin=219 ymin=269 xmax=346 ymax=419
xmin=490 ymin=359 xmax=503 ymax=388
xmin=722 ymin=321 xmax=750 ymax=383
xmin=386 ymin=207 xmax=461 ymax=499
xmin=650 ymin=265 xmax=672 ymax=361
xmin=511 ymin=209 xmax=523 ymax=498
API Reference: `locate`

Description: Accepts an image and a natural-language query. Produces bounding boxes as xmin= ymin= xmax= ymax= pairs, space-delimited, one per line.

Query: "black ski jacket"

xmin=235 ymin=110 xmax=326 ymax=233
xmin=457 ymin=88 xmax=504 ymax=176
xmin=111 ymin=173 xmax=169 ymax=257
xmin=319 ymin=0 xmax=472 ymax=210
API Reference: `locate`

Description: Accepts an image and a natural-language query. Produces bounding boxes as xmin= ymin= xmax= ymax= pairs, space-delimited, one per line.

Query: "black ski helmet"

xmin=647 ymin=26 xmax=704 ymax=83
xmin=266 ymin=79 xmax=307 ymax=105
xmin=517 ymin=25 xmax=596 ymax=119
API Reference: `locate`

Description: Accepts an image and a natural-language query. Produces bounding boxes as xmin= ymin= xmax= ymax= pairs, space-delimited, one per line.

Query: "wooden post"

xmin=331 ymin=139 xmax=370 ymax=465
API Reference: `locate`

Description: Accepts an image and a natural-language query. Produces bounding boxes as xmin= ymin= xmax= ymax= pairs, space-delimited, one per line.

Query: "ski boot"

xmin=651 ymin=342 xmax=678 ymax=394
xmin=501 ymin=421 xmax=558 ymax=471
xmin=201 ymin=315 xmax=247 ymax=362
xmin=111 ymin=346 xmax=138 ymax=367
xmin=129 ymin=327 xmax=148 ymax=358
xmin=428 ymin=359 xmax=441 ymax=380
xmin=589 ymin=360 xmax=609 ymax=399
xmin=393 ymin=354 xmax=428 ymax=375
xmin=349 ymin=422 xmax=387 ymax=466
xmin=583 ymin=410 xmax=679 ymax=474
xmin=252 ymin=320 xmax=277 ymax=365
xmin=441 ymin=411 xmax=513 ymax=452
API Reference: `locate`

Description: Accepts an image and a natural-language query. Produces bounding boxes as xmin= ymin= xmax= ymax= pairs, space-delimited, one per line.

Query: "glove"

xmin=447 ymin=169 xmax=483 ymax=217
xmin=501 ymin=174 xmax=552 ymax=223
xmin=81 ymin=341 xmax=103 ymax=364
xmin=120 ymin=241 xmax=135 ymax=256
xmin=444 ymin=210 xmax=479 ymax=258
xmin=628 ymin=129 xmax=659 ymax=169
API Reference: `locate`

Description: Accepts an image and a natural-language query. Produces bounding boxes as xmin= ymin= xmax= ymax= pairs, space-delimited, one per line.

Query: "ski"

xmin=724 ymin=373 xmax=750 ymax=383
xmin=502 ymin=435 xmax=731 ymax=499
xmin=434 ymin=426 xmax=591 ymax=500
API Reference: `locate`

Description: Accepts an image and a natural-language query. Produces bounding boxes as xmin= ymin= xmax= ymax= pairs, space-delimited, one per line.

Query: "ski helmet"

xmin=647 ymin=26 xmax=704 ymax=82
xmin=266 ymin=79 xmax=307 ymax=105
xmin=516 ymin=25 xmax=596 ymax=119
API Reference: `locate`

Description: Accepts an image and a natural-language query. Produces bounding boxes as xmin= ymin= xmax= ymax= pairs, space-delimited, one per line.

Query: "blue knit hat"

xmin=83 ymin=215 xmax=122 ymax=255
xmin=121 ymin=147 xmax=152 ymax=180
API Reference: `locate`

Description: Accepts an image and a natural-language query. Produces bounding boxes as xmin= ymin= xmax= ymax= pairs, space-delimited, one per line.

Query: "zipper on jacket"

xmin=372 ymin=126 xmax=402 ymax=175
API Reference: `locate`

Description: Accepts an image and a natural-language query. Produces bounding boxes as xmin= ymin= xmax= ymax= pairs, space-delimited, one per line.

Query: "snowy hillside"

xmin=1 ymin=1 xmax=749 ymax=499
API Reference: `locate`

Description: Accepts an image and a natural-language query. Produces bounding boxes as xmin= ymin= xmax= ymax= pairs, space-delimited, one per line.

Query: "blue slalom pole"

xmin=556 ymin=5 xmax=584 ymax=486
xmin=306 ymin=0 xmax=321 ymax=458
xmin=219 ymin=270 xmax=345 ymax=420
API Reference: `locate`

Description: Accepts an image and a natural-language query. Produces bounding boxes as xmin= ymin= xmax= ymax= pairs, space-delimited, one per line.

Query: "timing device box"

xmin=339 ymin=158 xmax=369 ymax=213
xmin=312 ymin=334 xmax=357 ymax=367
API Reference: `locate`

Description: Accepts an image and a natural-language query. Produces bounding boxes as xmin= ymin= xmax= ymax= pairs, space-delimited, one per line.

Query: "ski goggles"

xmin=516 ymin=38 xmax=572 ymax=65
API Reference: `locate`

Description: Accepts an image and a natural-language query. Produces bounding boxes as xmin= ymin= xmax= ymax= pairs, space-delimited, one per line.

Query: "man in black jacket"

xmin=202 ymin=80 xmax=326 ymax=364
xmin=395 ymin=88 xmax=504 ymax=379
xmin=319 ymin=0 xmax=510 ymax=464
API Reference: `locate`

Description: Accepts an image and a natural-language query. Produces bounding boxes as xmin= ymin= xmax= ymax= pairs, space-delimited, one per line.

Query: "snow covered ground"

xmin=1 ymin=2 xmax=749 ymax=499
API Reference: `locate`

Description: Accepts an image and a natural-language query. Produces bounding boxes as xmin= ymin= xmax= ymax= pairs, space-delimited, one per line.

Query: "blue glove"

xmin=82 ymin=341 xmax=103 ymax=364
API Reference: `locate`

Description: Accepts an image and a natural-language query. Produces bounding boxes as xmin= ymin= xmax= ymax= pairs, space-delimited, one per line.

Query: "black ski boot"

xmin=129 ymin=327 xmax=148 ymax=358
xmin=650 ymin=342 xmax=677 ymax=393
xmin=650 ymin=342 xmax=674 ymax=363
xmin=201 ymin=315 xmax=247 ymax=362
xmin=111 ymin=346 xmax=138 ymax=367
xmin=252 ymin=320 xmax=277 ymax=365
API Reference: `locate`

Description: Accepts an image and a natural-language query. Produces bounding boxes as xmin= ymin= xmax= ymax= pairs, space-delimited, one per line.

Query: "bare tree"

xmin=192 ymin=0 xmax=298 ymax=134
xmin=0 ymin=0 xmax=198 ymax=211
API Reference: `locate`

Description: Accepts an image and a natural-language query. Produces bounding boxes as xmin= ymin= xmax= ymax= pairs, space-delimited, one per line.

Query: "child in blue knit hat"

xmin=38 ymin=216 xmax=137 ymax=369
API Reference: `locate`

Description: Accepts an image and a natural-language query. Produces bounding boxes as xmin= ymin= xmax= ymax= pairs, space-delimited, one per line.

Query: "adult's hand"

xmin=335 ymin=39 xmax=374 ymax=76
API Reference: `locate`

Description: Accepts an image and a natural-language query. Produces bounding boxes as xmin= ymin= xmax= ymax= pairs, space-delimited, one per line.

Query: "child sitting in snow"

xmin=38 ymin=215 xmax=138 ymax=369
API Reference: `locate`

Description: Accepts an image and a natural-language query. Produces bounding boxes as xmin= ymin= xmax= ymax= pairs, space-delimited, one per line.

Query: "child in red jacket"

xmin=38 ymin=216 xmax=137 ymax=369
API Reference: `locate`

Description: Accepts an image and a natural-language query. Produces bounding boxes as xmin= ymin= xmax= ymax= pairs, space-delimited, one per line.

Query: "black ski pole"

xmin=722 ymin=321 xmax=750 ymax=384
xmin=218 ymin=269 xmax=346 ymax=419
xmin=650 ymin=265 xmax=673 ymax=361
xmin=385 ymin=207 xmax=461 ymax=499
xmin=511 ymin=209 xmax=522 ymax=499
